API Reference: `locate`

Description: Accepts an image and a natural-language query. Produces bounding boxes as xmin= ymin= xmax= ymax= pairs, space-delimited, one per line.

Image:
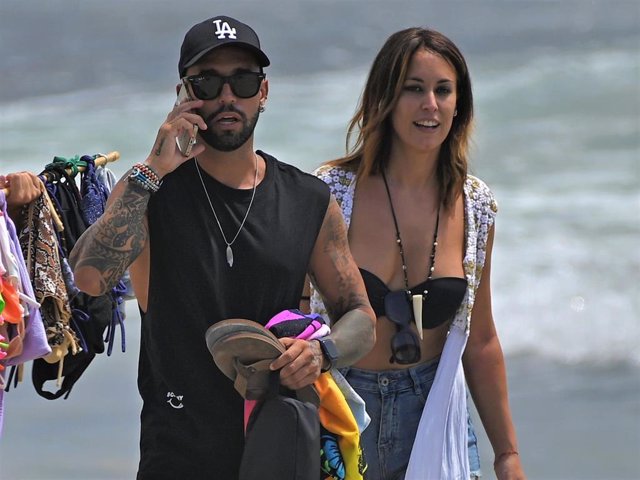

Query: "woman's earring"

xmin=453 ymin=109 xmax=458 ymax=117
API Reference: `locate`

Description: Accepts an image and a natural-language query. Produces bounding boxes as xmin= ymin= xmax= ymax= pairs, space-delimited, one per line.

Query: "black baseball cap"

xmin=179 ymin=15 xmax=270 ymax=77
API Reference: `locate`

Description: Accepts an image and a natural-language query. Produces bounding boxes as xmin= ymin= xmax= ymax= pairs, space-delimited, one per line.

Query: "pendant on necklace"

xmin=226 ymin=245 xmax=234 ymax=267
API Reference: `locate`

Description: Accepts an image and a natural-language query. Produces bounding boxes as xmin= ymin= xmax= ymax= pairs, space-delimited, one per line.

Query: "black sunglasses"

xmin=183 ymin=71 xmax=265 ymax=100
xmin=384 ymin=290 xmax=421 ymax=365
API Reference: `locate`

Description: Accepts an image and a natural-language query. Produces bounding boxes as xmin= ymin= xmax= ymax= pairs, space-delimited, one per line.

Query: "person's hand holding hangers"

xmin=0 ymin=171 xmax=44 ymax=220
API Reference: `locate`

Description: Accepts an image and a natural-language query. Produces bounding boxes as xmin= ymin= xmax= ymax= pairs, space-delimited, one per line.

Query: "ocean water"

xmin=1 ymin=1 xmax=639 ymax=478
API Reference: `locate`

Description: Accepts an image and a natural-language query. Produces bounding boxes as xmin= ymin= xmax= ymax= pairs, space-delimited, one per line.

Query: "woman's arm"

xmin=463 ymin=225 xmax=526 ymax=479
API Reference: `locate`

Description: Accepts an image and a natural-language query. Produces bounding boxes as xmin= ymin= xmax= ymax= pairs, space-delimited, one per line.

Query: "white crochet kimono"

xmin=310 ymin=165 xmax=497 ymax=479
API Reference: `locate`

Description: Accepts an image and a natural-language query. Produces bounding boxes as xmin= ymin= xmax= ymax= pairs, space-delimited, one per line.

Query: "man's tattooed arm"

xmin=70 ymin=177 xmax=151 ymax=296
xmin=308 ymin=198 xmax=376 ymax=367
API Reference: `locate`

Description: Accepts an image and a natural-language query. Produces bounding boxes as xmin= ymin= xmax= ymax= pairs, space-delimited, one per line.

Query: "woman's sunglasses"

xmin=384 ymin=290 xmax=421 ymax=365
xmin=183 ymin=72 xmax=265 ymax=100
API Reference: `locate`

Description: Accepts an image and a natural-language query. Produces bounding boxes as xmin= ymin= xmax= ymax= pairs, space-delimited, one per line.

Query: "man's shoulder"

xmin=260 ymin=151 xmax=330 ymax=196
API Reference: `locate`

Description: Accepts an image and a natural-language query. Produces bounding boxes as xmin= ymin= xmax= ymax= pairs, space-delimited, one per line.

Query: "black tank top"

xmin=137 ymin=152 xmax=329 ymax=479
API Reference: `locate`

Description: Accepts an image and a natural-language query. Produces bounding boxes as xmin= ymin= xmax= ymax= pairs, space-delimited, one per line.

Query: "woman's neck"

xmin=385 ymin=146 xmax=440 ymax=191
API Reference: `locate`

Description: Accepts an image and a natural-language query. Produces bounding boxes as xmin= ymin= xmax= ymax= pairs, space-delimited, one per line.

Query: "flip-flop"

xmin=213 ymin=331 xmax=284 ymax=400
xmin=205 ymin=319 xmax=320 ymax=406
xmin=210 ymin=330 xmax=284 ymax=379
xmin=205 ymin=318 xmax=275 ymax=352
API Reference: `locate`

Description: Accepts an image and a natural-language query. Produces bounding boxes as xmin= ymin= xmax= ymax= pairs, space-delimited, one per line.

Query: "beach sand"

xmin=1 ymin=303 xmax=639 ymax=479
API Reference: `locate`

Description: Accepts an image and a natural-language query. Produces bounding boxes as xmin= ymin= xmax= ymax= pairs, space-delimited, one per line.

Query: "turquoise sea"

xmin=1 ymin=1 xmax=639 ymax=478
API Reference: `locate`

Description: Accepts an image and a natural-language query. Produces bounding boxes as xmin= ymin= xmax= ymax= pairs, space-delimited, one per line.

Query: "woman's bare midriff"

xmin=353 ymin=315 xmax=450 ymax=370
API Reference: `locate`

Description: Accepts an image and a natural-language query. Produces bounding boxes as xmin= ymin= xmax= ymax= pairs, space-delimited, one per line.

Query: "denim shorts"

xmin=341 ymin=358 xmax=482 ymax=480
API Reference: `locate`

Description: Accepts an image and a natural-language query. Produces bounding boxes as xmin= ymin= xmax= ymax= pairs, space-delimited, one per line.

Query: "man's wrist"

xmin=128 ymin=163 xmax=162 ymax=193
xmin=315 ymin=336 xmax=339 ymax=372
xmin=310 ymin=340 xmax=328 ymax=371
xmin=142 ymin=161 xmax=165 ymax=180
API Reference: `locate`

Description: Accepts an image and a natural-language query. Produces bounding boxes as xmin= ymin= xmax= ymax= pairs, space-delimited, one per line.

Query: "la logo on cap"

xmin=213 ymin=19 xmax=237 ymax=39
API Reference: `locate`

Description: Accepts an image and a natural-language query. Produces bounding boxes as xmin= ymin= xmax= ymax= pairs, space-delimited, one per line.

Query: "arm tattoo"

xmin=311 ymin=200 xmax=375 ymax=366
xmin=321 ymin=201 xmax=369 ymax=323
xmin=70 ymin=182 xmax=150 ymax=293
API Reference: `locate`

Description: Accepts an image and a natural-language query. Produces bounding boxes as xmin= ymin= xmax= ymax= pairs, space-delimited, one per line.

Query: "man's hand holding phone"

xmin=175 ymin=82 xmax=199 ymax=157
xmin=144 ymin=83 xmax=206 ymax=180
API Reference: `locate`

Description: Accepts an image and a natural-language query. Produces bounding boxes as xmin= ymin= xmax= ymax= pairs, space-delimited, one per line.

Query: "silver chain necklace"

xmin=194 ymin=155 xmax=258 ymax=267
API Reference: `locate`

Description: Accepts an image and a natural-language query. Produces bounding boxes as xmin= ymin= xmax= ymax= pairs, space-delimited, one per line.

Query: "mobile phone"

xmin=175 ymin=82 xmax=198 ymax=157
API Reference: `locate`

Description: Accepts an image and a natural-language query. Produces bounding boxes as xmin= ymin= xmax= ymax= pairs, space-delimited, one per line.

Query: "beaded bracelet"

xmin=133 ymin=163 xmax=161 ymax=185
xmin=128 ymin=163 xmax=162 ymax=193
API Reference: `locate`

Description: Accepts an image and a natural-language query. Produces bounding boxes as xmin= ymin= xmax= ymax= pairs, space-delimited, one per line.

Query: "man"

xmin=69 ymin=15 xmax=375 ymax=479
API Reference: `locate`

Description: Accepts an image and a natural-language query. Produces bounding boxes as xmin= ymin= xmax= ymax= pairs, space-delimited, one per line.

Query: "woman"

xmin=306 ymin=28 xmax=525 ymax=479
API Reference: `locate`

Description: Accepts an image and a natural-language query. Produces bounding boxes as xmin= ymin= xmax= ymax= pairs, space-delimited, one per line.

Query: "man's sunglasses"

xmin=183 ymin=72 xmax=265 ymax=100
xmin=384 ymin=290 xmax=421 ymax=365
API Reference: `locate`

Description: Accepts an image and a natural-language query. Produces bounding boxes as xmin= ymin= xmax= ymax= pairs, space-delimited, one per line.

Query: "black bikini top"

xmin=360 ymin=268 xmax=467 ymax=329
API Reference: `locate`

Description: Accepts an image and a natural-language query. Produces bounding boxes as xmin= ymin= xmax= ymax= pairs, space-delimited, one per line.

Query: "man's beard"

xmin=198 ymin=105 xmax=260 ymax=152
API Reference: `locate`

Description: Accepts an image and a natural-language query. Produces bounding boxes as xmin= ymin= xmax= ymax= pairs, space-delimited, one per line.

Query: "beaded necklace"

xmin=381 ymin=169 xmax=440 ymax=298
